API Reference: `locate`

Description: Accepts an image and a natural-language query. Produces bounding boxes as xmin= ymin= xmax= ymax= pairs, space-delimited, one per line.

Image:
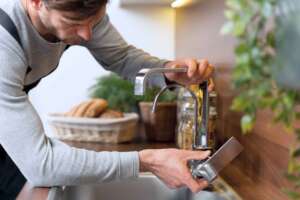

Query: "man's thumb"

xmin=187 ymin=150 xmax=211 ymax=160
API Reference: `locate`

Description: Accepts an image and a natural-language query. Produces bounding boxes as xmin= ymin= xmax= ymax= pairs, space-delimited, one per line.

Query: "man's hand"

xmin=138 ymin=149 xmax=211 ymax=193
xmin=164 ymin=58 xmax=214 ymax=91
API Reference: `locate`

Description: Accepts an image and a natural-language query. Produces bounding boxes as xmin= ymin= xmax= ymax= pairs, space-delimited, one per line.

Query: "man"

xmin=0 ymin=0 xmax=214 ymax=199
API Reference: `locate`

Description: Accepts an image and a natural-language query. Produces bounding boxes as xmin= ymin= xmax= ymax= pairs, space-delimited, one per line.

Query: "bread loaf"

xmin=72 ymin=100 xmax=94 ymax=117
xmin=100 ymin=109 xmax=124 ymax=119
xmin=83 ymin=99 xmax=108 ymax=118
xmin=64 ymin=101 xmax=89 ymax=117
xmin=65 ymin=99 xmax=108 ymax=118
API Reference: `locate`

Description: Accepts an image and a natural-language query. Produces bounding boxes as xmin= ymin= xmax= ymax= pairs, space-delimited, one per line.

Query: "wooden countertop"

xmin=16 ymin=139 xmax=176 ymax=200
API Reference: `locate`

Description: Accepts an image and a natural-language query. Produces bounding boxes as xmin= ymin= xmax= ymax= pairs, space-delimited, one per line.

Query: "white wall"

xmin=29 ymin=2 xmax=175 ymax=136
xmin=175 ymin=0 xmax=235 ymax=65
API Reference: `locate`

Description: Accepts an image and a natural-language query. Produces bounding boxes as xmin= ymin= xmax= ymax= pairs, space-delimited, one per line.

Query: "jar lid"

xmin=209 ymin=107 xmax=217 ymax=116
xmin=209 ymin=91 xmax=217 ymax=97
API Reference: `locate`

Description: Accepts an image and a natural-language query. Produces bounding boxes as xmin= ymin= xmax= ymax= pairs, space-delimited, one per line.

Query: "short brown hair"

xmin=42 ymin=0 xmax=108 ymax=19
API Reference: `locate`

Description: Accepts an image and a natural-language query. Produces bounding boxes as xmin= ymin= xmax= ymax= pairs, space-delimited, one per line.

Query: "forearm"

xmin=0 ymin=46 xmax=140 ymax=187
xmin=86 ymin=15 xmax=169 ymax=86
xmin=0 ymin=98 xmax=140 ymax=186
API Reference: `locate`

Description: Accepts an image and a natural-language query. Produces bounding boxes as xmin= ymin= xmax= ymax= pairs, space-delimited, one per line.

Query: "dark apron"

xmin=0 ymin=8 xmax=69 ymax=199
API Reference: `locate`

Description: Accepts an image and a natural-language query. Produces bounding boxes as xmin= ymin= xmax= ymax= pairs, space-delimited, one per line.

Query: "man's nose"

xmin=77 ymin=25 xmax=92 ymax=41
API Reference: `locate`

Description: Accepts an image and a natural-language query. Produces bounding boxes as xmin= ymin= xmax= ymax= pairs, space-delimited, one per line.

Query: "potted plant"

xmin=89 ymin=73 xmax=178 ymax=142
xmin=136 ymin=87 xmax=177 ymax=142
xmin=222 ymin=0 xmax=300 ymax=198
xmin=89 ymin=73 xmax=138 ymax=113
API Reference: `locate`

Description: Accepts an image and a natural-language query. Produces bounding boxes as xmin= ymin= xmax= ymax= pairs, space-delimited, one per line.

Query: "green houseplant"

xmin=222 ymin=0 xmax=300 ymax=198
xmin=89 ymin=73 xmax=137 ymax=113
xmin=89 ymin=73 xmax=178 ymax=142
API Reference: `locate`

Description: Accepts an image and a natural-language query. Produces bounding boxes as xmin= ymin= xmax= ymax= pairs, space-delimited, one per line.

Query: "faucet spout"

xmin=134 ymin=68 xmax=187 ymax=96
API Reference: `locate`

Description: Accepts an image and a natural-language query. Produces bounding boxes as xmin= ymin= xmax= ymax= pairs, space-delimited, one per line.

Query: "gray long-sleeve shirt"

xmin=0 ymin=0 xmax=168 ymax=187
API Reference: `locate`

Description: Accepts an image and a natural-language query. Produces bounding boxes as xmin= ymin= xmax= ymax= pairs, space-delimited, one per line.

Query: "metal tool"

xmin=190 ymin=137 xmax=243 ymax=183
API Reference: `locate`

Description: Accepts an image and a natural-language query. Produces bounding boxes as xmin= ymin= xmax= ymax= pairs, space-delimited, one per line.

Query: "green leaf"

xmin=251 ymin=47 xmax=261 ymax=59
xmin=286 ymin=174 xmax=300 ymax=182
xmin=236 ymin=53 xmax=251 ymax=66
xmin=283 ymin=189 xmax=300 ymax=200
xmin=296 ymin=112 xmax=300 ymax=120
xmin=233 ymin=21 xmax=247 ymax=36
xmin=267 ymin=32 xmax=275 ymax=47
xmin=241 ymin=114 xmax=254 ymax=133
xmin=288 ymin=162 xmax=295 ymax=174
xmin=224 ymin=10 xmax=236 ymax=20
xmin=220 ymin=21 xmax=234 ymax=35
xmin=262 ymin=2 xmax=273 ymax=18
xmin=226 ymin=0 xmax=242 ymax=10
xmin=139 ymin=87 xmax=177 ymax=103
xmin=231 ymin=96 xmax=249 ymax=111
xmin=235 ymin=43 xmax=249 ymax=54
xmin=293 ymin=148 xmax=300 ymax=158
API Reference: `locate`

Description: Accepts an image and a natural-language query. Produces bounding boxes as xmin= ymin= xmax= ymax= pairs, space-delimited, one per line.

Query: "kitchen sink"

xmin=47 ymin=173 xmax=241 ymax=200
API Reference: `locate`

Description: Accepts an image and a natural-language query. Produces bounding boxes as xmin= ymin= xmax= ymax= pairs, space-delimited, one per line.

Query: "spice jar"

xmin=176 ymin=85 xmax=202 ymax=150
xmin=176 ymin=87 xmax=218 ymax=151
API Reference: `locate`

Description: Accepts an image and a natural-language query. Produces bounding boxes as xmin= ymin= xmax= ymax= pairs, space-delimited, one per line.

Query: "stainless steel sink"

xmin=47 ymin=173 xmax=241 ymax=200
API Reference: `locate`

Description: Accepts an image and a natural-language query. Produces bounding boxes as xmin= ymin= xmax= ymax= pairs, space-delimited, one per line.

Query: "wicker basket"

xmin=46 ymin=113 xmax=139 ymax=143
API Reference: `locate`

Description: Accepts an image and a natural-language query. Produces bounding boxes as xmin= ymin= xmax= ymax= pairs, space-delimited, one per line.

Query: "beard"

xmin=39 ymin=14 xmax=77 ymax=44
xmin=41 ymin=24 xmax=83 ymax=45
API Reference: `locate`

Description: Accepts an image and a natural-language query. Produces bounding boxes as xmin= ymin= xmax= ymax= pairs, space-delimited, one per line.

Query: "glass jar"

xmin=208 ymin=106 xmax=217 ymax=151
xmin=176 ymin=99 xmax=194 ymax=150
xmin=176 ymin=86 xmax=217 ymax=151
xmin=176 ymin=85 xmax=202 ymax=150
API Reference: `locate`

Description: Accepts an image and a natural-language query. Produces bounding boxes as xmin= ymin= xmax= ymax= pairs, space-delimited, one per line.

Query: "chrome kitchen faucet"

xmin=151 ymin=83 xmax=211 ymax=150
xmin=134 ymin=67 xmax=211 ymax=150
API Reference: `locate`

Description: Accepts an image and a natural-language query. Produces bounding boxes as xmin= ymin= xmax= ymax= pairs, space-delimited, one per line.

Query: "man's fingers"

xmin=165 ymin=63 xmax=185 ymax=79
xmin=208 ymin=78 xmax=215 ymax=92
xmin=195 ymin=179 xmax=209 ymax=192
xmin=185 ymin=150 xmax=211 ymax=161
xmin=202 ymin=64 xmax=214 ymax=81
xmin=170 ymin=63 xmax=180 ymax=69
xmin=186 ymin=59 xmax=198 ymax=78
xmin=197 ymin=59 xmax=209 ymax=79
xmin=185 ymin=175 xmax=209 ymax=193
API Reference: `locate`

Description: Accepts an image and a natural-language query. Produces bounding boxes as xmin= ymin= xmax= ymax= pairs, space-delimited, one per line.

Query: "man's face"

xmin=37 ymin=2 xmax=106 ymax=44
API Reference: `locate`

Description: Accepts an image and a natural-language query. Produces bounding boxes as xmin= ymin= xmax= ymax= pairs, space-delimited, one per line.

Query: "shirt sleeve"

xmin=84 ymin=14 xmax=169 ymax=87
xmin=0 ymin=43 xmax=139 ymax=187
